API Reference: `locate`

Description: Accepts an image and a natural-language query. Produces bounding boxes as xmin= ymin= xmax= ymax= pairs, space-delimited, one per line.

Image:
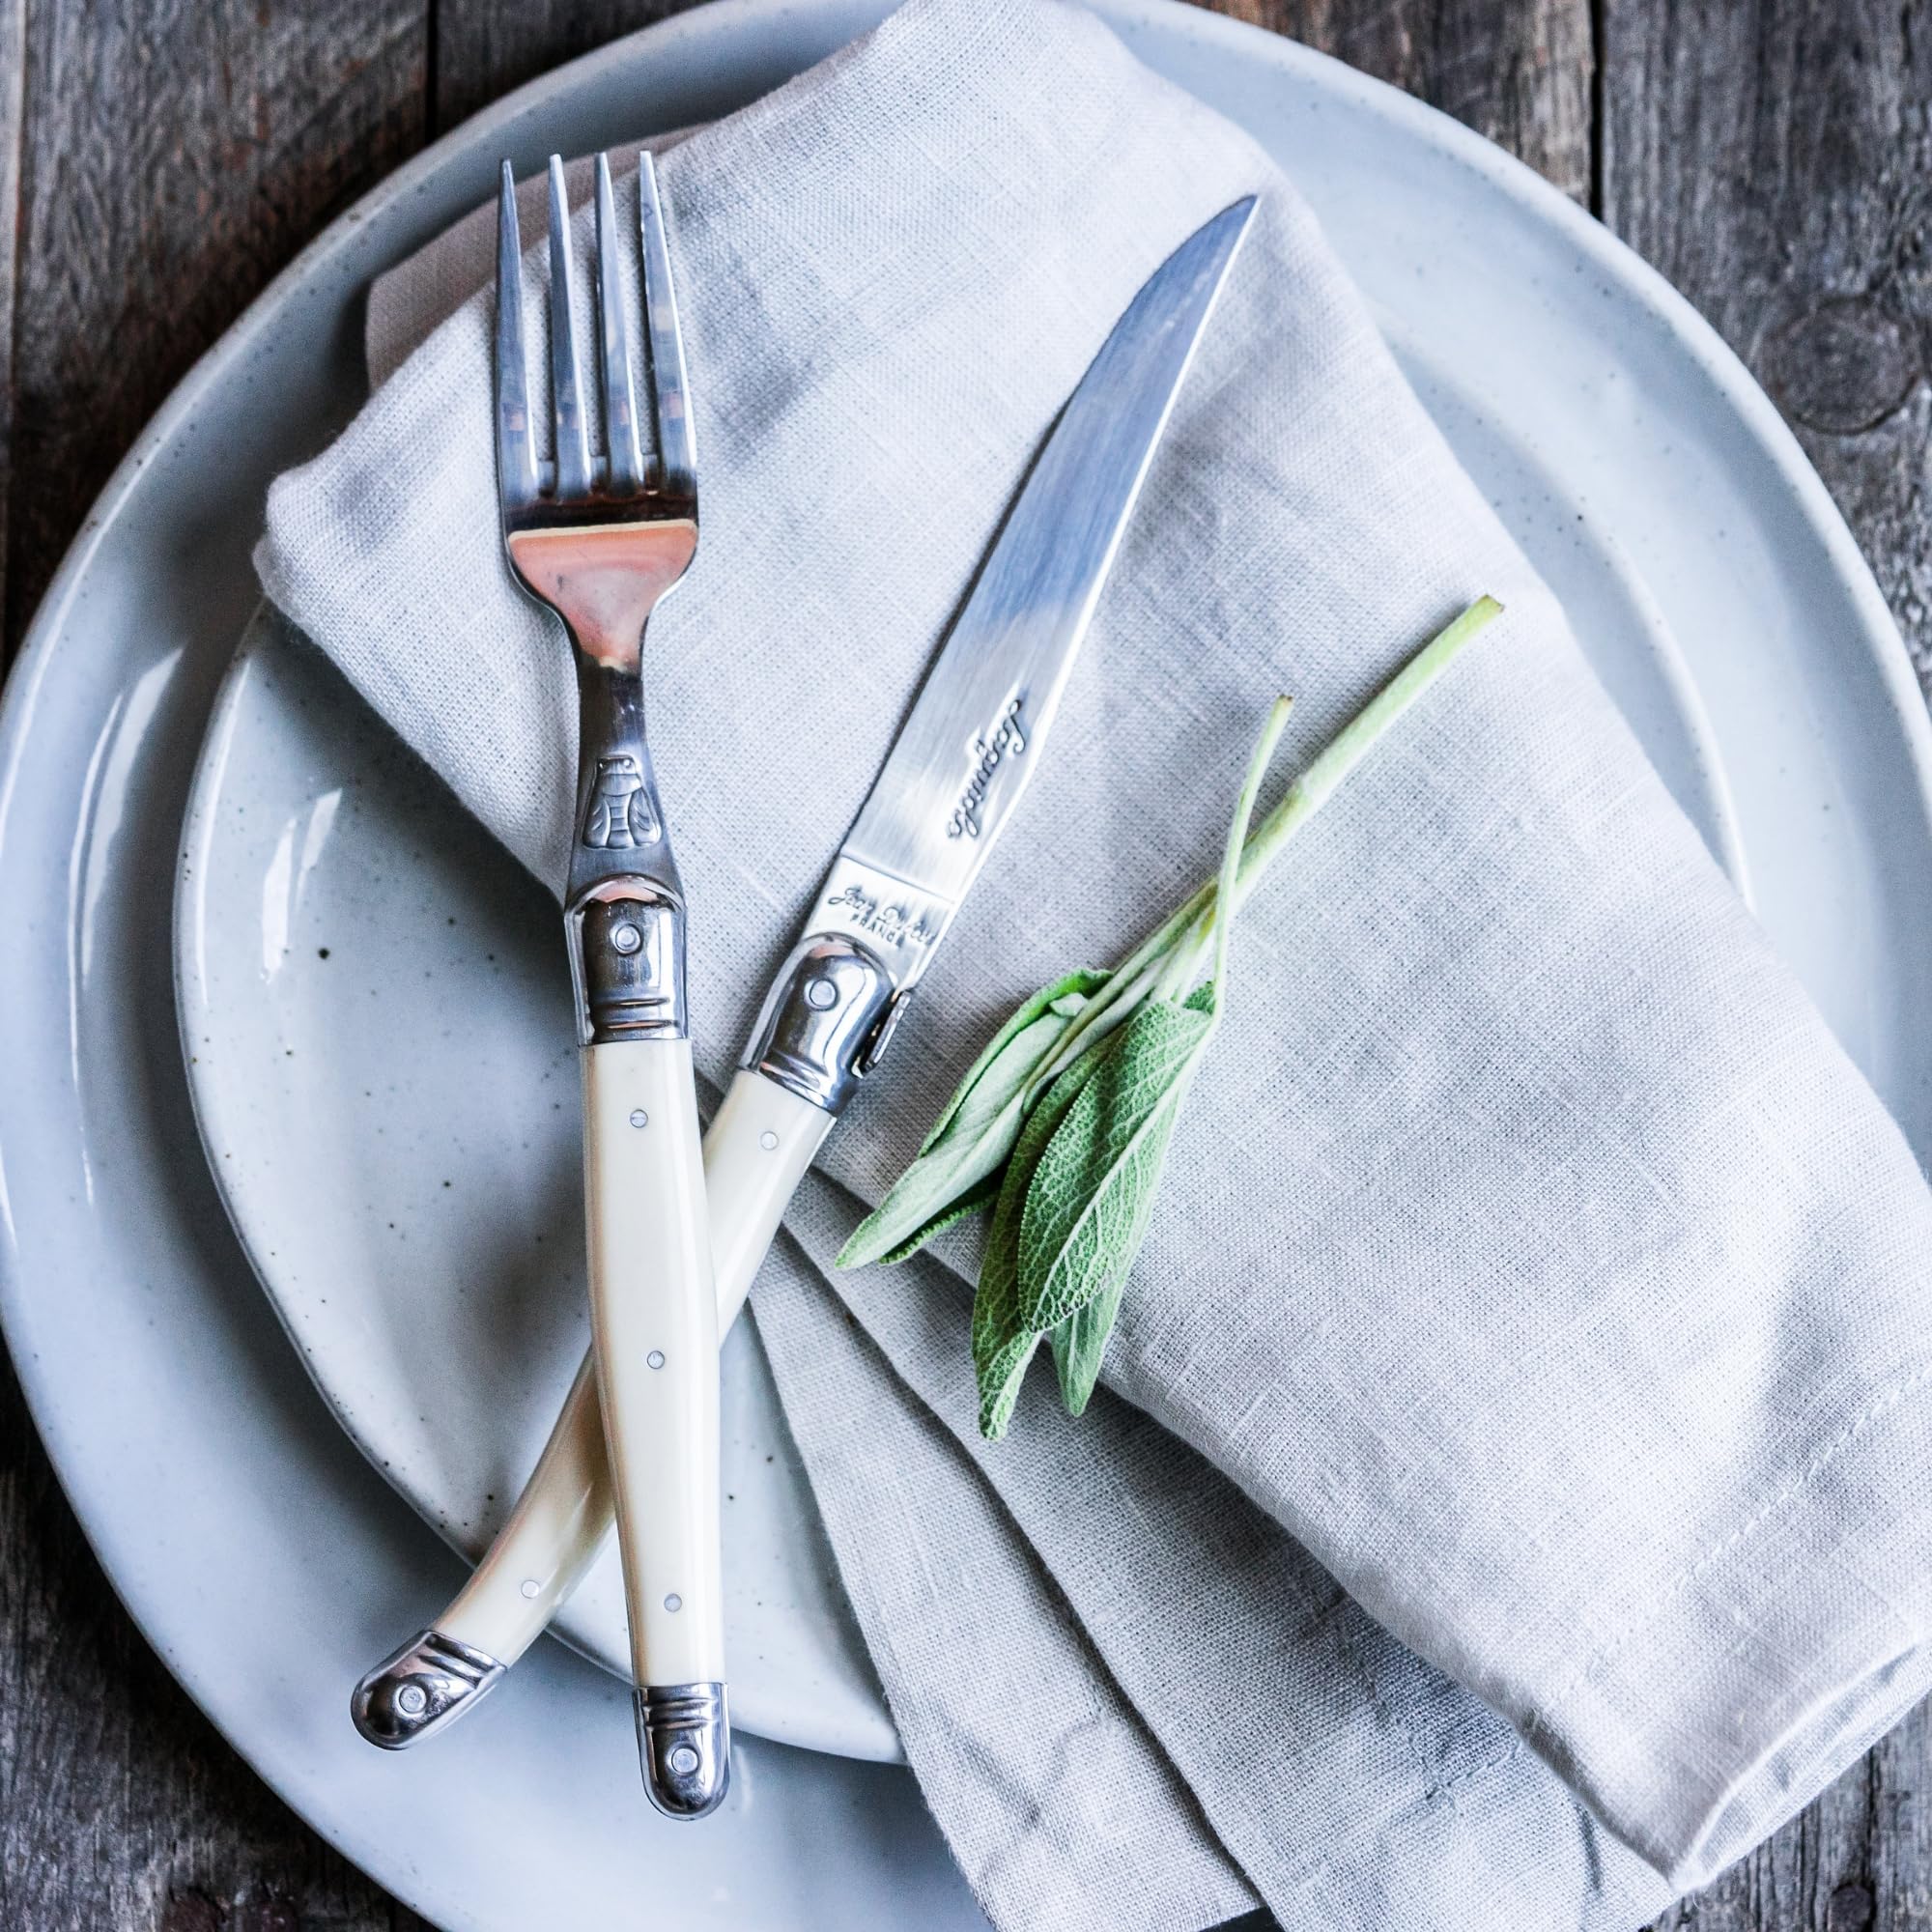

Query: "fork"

xmin=496 ymin=150 xmax=727 ymax=1819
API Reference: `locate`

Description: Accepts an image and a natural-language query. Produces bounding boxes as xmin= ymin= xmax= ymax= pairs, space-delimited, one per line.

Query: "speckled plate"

xmin=169 ymin=122 xmax=1760 ymax=1772
xmin=170 ymin=355 xmax=1762 ymax=1773
xmin=176 ymin=602 xmax=896 ymax=1761
xmin=7 ymin=1 xmax=1930 ymax=1927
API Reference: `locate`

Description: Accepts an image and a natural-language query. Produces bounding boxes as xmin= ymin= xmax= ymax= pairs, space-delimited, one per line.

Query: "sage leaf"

xmin=926 ymin=970 xmax=1107 ymax=1151
xmin=868 ymin=1171 xmax=1002 ymax=1267
xmin=1013 ymin=679 xmax=1281 ymax=1406
xmin=1014 ymin=985 xmax=1214 ymax=1338
xmin=973 ymin=1029 xmax=1116 ymax=1438
xmin=838 ymin=970 xmax=1106 ymax=1269
xmin=1048 ymin=1273 xmax=1124 ymax=1417
xmin=974 ymin=1323 xmax=1043 ymax=1443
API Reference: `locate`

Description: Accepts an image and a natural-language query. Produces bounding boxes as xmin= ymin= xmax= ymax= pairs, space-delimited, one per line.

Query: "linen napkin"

xmin=257 ymin=0 xmax=1932 ymax=1923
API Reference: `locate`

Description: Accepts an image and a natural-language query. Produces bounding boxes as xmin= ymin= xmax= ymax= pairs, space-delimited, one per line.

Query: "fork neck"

xmin=565 ymin=655 xmax=687 ymax=1046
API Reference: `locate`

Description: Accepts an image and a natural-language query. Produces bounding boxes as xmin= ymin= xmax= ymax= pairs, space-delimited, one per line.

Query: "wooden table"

xmin=1 ymin=2 xmax=1924 ymax=1926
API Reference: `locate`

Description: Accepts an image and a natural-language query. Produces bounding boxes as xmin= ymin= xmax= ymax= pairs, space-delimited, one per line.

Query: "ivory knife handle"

xmin=351 ymin=1069 xmax=833 ymax=1770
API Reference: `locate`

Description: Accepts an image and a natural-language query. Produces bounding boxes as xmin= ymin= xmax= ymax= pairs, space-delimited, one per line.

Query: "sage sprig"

xmin=839 ymin=595 xmax=1504 ymax=1437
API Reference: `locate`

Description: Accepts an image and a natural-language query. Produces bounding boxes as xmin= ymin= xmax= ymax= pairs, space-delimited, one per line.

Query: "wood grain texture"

xmin=1 ymin=0 xmax=1928 ymax=1926
xmin=432 ymin=0 xmax=707 ymax=135
xmin=0 ymin=10 xmax=435 ymax=1929
xmin=0 ymin=0 xmax=429 ymax=654
xmin=0 ymin=0 xmax=21 ymax=643
xmin=1600 ymin=0 xmax=1932 ymax=700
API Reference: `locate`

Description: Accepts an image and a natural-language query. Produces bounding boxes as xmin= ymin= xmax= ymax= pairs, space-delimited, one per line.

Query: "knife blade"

xmin=845 ymin=193 xmax=1258 ymax=914
xmin=351 ymin=193 xmax=1258 ymax=1749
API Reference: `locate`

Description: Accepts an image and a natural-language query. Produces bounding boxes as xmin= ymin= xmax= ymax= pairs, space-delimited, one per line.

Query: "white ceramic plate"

xmin=171 ymin=223 xmax=1761 ymax=1769
xmin=5 ymin=2 xmax=1930 ymax=1927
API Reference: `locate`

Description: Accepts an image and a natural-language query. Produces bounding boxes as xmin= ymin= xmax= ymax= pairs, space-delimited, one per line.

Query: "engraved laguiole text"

xmin=946 ymin=696 xmax=1027 ymax=840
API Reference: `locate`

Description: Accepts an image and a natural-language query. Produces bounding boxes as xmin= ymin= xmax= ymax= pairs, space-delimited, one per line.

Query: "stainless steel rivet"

xmin=647 ymin=1350 xmax=665 ymax=1370
xmin=611 ymin=923 xmax=643 ymax=955
xmin=804 ymin=976 xmax=838 ymax=1009
xmin=397 ymin=1683 xmax=428 ymax=1716
xmin=629 ymin=1108 xmax=648 ymax=1129
xmin=758 ymin=1129 xmax=779 ymax=1151
xmin=664 ymin=1593 xmax=682 ymax=1613
xmin=668 ymin=1745 xmax=699 ymax=1776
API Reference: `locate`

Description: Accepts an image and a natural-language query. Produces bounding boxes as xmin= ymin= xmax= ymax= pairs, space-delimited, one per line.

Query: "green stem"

xmin=1208 ymin=695 xmax=1293 ymax=1011
xmin=1152 ymin=909 xmax=1210 ymax=1003
xmin=1228 ymin=594 xmax=1501 ymax=915
xmin=1029 ymin=948 xmax=1168 ymax=1096
xmin=1026 ymin=596 xmax=1500 ymax=1098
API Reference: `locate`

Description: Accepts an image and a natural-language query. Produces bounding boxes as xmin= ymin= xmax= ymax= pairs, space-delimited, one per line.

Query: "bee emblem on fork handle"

xmin=582 ymin=753 xmax=663 ymax=850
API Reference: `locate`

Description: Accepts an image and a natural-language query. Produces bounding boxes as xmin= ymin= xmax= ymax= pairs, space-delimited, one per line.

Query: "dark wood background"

xmin=1 ymin=1 xmax=1926 ymax=1926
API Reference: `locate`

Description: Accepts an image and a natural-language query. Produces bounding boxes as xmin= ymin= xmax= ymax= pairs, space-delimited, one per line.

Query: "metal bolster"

xmin=351 ymin=1628 xmax=506 ymax=1748
xmin=567 ymin=886 xmax=688 ymax=1044
xmin=742 ymin=933 xmax=904 ymax=1115
xmin=637 ymin=1681 xmax=731 ymax=1819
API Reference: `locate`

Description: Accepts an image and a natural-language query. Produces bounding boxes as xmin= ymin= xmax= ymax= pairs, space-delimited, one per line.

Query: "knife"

xmin=351 ymin=191 xmax=1258 ymax=1750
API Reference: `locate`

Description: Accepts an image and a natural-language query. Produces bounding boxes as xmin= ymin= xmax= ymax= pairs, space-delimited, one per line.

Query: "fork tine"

xmin=546 ymin=156 xmax=593 ymax=499
xmin=495 ymin=161 xmax=538 ymax=510
xmin=594 ymin=155 xmax=646 ymax=497
xmin=636 ymin=152 xmax=697 ymax=498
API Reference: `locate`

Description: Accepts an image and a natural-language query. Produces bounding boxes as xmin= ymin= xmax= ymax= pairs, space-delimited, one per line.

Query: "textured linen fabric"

xmin=256 ymin=0 xmax=1932 ymax=1921
xmin=750 ymin=1177 xmax=1674 ymax=1929
xmin=741 ymin=1218 xmax=1262 ymax=1932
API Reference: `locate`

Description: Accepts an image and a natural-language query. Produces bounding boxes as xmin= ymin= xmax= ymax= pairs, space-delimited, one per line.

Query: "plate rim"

xmin=4 ymin=0 xmax=1929 ymax=1920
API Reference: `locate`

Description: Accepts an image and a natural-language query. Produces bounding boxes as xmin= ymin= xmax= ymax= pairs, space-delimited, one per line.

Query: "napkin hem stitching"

xmin=1540 ymin=1352 xmax=1932 ymax=1711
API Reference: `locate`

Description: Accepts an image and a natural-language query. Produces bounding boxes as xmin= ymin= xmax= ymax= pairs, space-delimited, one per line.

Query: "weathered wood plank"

xmin=0 ymin=5 xmax=439 ymax=1924
xmin=0 ymin=0 xmax=430 ymax=658
xmin=1600 ymin=0 xmax=1932 ymax=701
xmin=0 ymin=0 xmax=23 ymax=662
xmin=432 ymin=0 xmax=708 ymax=136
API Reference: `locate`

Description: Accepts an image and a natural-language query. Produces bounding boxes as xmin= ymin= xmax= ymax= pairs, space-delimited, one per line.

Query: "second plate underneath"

xmin=177 ymin=606 xmax=898 ymax=1762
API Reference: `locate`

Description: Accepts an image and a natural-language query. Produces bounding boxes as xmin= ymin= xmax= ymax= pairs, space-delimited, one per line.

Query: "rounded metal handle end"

xmin=351 ymin=1629 xmax=506 ymax=1748
xmin=637 ymin=1682 xmax=730 ymax=1818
